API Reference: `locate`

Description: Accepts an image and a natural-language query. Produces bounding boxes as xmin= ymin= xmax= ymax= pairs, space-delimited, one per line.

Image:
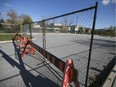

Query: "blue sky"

xmin=0 ymin=0 xmax=115 ymax=29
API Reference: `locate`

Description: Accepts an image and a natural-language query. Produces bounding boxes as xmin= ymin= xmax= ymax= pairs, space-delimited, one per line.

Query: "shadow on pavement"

xmin=0 ymin=44 xmax=59 ymax=87
xmin=89 ymin=56 xmax=115 ymax=87
xmin=90 ymin=67 xmax=102 ymax=73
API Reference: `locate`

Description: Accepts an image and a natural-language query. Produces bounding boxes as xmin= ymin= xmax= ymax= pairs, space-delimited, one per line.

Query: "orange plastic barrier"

xmin=19 ymin=36 xmax=27 ymax=49
xmin=12 ymin=32 xmax=20 ymax=42
xmin=12 ymin=32 xmax=36 ymax=58
xmin=21 ymin=39 xmax=36 ymax=58
xmin=12 ymin=32 xmax=28 ymax=49
xmin=61 ymin=59 xmax=80 ymax=87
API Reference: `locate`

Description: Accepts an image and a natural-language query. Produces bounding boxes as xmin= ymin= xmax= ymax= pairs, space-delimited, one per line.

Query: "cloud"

xmin=4 ymin=3 xmax=11 ymax=7
xmin=102 ymin=0 xmax=110 ymax=5
xmin=111 ymin=0 xmax=116 ymax=3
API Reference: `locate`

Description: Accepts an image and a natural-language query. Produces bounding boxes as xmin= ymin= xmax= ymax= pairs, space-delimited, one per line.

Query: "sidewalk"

xmin=102 ymin=65 xmax=116 ymax=87
xmin=0 ymin=42 xmax=61 ymax=87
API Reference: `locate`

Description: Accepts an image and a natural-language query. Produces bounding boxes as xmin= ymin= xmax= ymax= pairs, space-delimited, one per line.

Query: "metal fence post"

xmin=42 ymin=20 xmax=46 ymax=50
xmin=85 ymin=2 xmax=98 ymax=87
xmin=29 ymin=23 xmax=32 ymax=40
xmin=20 ymin=25 xmax=22 ymax=34
xmin=22 ymin=24 xmax=24 ymax=36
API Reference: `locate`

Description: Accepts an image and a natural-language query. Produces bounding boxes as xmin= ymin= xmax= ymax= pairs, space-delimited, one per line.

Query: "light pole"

xmin=76 ymin=17 xmax=78 ymax=26
xmin=75 ymin=17 xmax=78 ymax=33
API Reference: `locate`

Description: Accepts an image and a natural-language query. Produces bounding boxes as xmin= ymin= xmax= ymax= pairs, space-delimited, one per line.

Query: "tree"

xmin=6 ymin=9 xmax=33 ymax=25
xmin=0 ymin=12 xmax=2 ymax=19
xmin=106 ymin=26 xmax=116 ymax=37
xmin=94 ymin=26 xmax=116 ymax=37
xmin=78 ymin=26 xmax=84 ymax=34
xmin=7 ymin=9 xmax=18 ymax=24
xmin=0 ymin=12 xmax=3 ymax=20
xmin=0 ymin=12 xmax=5 ymax=23
xmin=0 ymin=19 xmax=5 ymax=23
xmin=62 ymin=16 xmax=73 ymax=32
xmin=22 ymin=14 xmax=33 ymax=24
xmin=0 ymin=19 xmax=5 ymax=30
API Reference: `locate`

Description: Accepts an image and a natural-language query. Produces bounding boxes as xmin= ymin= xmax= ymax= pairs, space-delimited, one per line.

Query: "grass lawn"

xmin=0 ymin=34 xmax=30 ymax=41
xmin=0 ymin=34 xmax=15 ymax=41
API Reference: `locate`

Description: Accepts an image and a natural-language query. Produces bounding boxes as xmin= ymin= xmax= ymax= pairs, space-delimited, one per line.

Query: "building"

xmin=85 ymin=28 xmax=92 ymax=34
xmin=69 ymin=25 xmax=79 ymax=33
xmin=1 ymin=23 xmax=12 ymax=29
xmin=32 ymin=23 xmax=40 ymax=29
xmin=49 ymin=23 xmax=62 ymax=32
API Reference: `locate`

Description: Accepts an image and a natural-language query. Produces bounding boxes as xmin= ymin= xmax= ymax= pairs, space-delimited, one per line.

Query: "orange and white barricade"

xmin=19 ymin=36 xmax=27 ymax=49
xmin=62 ymin=59 xmax=80 ymax=87
xmin=21 ymin=39 xmax=36 ymax=58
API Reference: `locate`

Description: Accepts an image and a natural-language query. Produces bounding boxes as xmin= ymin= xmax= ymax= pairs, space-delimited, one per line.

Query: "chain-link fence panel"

xmin=19 ymin=3 xmax=98 ymax=87
xmin=39 ymin=8 xmax=95 ymax=87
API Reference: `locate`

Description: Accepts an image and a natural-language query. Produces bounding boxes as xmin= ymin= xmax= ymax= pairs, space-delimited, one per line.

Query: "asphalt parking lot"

xmin=33 ymin=33 xmax=115 ymax=85
xmin=0 ymin=33 xmax=115 ymax=87
xmin=0 ymin=42 xmax=61 ymax=87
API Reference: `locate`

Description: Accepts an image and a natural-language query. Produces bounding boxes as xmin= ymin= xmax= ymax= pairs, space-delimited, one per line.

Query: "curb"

xmin=0 ymin=40 xmax=12 ymax=43
xmin=0 ymin=37 xmax=36 ymax=44
xmin=102 ymin=65 xmax=116 ymax=87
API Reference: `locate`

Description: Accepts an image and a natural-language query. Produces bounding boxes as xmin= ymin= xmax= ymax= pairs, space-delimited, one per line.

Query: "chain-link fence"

xmin=21 ymin=3 xmax=116 ymax=86
xmin=1 ymin=2 xmax=115 ymax=87
xmin=21 ymin=4 xmax=98 ymax=87
xmin=43 ymin=10 xmax=94 ymax=86
xmin=6 ymin=2 xmax=115 ymax=87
